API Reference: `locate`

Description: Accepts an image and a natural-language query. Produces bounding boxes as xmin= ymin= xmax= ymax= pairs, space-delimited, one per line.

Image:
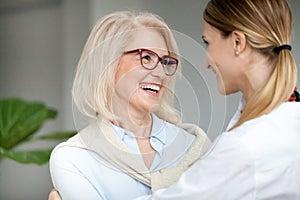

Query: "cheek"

xmin=212 ymin=50 xmax=230 ymax=74
xmin=115 ymin=58 xmax=135 ymax=84
xmin=114 ymin=64 xmax=146 ymax=97
xmin=217 ymin=63 xmax=241 ymax=95
xmin=216 ymin=62 xmax=231 ymax=84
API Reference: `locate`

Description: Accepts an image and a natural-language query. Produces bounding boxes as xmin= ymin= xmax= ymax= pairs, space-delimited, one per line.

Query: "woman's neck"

xmin=241 ymin=52 xmax=276 ymax=102
xmin=112 ymin=103 xmax=155 ymax=169
xmin=112 ymin=105 xmax=153 ymax=138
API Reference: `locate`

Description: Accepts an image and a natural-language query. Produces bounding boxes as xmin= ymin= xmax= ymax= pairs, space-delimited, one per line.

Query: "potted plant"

xmin=0 ymin=98 xmax=76 ymax=165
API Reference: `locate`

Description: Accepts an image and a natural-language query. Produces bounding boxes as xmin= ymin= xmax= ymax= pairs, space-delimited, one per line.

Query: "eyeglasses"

xmin=123 ymin=48 xmax=178 ymax=76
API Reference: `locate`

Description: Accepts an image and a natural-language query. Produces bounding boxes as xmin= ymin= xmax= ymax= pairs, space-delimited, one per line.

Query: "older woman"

xmin=49 ymin=11 xmax=210 ymax=200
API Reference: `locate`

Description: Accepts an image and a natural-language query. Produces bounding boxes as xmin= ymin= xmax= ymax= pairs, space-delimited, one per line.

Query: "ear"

xmin=231 ymin=30 xmax=246 ymax=55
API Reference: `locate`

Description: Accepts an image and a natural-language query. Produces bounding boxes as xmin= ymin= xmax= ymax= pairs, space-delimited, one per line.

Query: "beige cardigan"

xmin=51 ymin=119 xmax=211 ymax=192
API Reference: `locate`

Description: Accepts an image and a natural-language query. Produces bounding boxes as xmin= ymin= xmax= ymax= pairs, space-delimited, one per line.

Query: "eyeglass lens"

xmin=140 ymin=49 xmax=178 ymax=76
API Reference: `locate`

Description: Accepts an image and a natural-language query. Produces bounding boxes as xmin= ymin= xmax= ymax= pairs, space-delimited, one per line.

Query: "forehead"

xmin=125 ymin=29 xmax=168 ymax=52
xmin=202 ymin=21 xmax=221 ymax=39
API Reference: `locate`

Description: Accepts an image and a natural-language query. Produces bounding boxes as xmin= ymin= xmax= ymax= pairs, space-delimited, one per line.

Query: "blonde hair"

xmin=204 ymin=0 xmax=297 ymax=130
xmin=72 ymin=11 xmax=181 ymax=125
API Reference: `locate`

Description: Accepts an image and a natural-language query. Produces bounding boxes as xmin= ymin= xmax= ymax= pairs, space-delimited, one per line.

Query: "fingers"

xmin=48 ymin=189 xmax=62 ymax=200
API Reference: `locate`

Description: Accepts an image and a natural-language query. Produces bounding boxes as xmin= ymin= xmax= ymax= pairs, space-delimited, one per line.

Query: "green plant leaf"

xmin=0 ymin=98 xmax=57 ymax=149
xmin=0 ymin=147 xmax=52 ymax=165
xmin=32 ymin=131 xmax=77 ymax=141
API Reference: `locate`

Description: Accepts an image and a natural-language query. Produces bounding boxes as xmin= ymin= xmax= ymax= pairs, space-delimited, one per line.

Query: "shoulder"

xmin=221 ymin=102 xmax=300 ymax=159
xmin=49 ymin=144 xmax=114 ymax=180
xmin=229 ymin=102 xmax=300 ymax=137
xmin=51 ymin=121 xmax=101 ymax=153
xmin=50 ymin=122 xmax=101 ymax=167
xmin=50 ymin=146 xmax=94 ymax=170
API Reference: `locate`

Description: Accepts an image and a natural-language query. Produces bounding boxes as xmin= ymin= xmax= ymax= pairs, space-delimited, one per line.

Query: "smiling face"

xmin=202 ymin=21 xmax=244 ymax=95
xmin=113 ymin=29 xmax=172 ymax=115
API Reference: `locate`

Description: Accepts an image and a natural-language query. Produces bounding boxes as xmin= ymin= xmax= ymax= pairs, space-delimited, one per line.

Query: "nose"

xmin=151 ymin=62 xmax=167 ymax=79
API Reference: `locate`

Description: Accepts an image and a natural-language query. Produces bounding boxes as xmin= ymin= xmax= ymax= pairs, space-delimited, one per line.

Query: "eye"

xmin=142 ymin=54 xmax=152 ymax=61
xmin=162 ymin=57 xmax=177 ymax=66
xmin=202 ymin=39 xmax=209 ymax=47
xmin=141 ymin=51 xmax=156 ymax=64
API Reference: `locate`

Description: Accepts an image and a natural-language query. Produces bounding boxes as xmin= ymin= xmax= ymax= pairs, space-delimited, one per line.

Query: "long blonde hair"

xmin=204 ymin=0 xmax=297 ymax=130
xmin=72 ymin=11 xmax=181 ymax=125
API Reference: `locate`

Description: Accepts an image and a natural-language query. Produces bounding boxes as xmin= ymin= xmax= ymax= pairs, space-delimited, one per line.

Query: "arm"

xmin=136 ymin=134 xmax=256 ymax=199
xmin=50 ymin=146 xmax=106 ymax=200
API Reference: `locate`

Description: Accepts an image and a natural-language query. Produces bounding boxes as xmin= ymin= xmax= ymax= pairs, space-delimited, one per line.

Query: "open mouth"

xmin=139 ymin=83 xmax=161 ymax=94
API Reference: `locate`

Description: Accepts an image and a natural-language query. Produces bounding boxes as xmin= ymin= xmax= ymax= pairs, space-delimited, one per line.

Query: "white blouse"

xmin=50 ymin=114 xmax=196 ymax=200
xmin=138 ymin=102 xmax=300 ymax=199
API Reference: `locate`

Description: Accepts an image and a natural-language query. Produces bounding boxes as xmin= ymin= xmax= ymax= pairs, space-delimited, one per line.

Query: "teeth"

xmin=139 ymin=84 xmax=161 ymax=93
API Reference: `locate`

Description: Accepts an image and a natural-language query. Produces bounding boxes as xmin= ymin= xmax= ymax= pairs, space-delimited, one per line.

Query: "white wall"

xmin=0 ymin=2 xmax=63 ymax=200
xmin=0 ymin=0 xmax=299 ymax=199
xmin=290 ymin=0 xmax=300 ymax=84
xmin=0 ymin=1 xmax=89 ymax=199
xmin=60 ymin=0 xmax=90 ymax=129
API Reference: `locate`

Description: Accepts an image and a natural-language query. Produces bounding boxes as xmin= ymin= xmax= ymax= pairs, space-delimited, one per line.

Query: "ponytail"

xmin=230 ymin=46 xmax=297 ymax=130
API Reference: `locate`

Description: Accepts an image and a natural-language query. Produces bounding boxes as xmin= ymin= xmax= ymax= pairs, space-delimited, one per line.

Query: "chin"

xmin=149 ymin=104 xmax=160 ymax=112
xmin=136 ymin=102 xmax=161 ymax=114
xmin=217 ymin=83 xmax=227 ymax=95
xmin=218 ymin=90 xmax=227 ymax=96
xmin=144 ymin=103 xmax=160 ymax=112
xmin=218 ymin=86 xmax=238 ymax=96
